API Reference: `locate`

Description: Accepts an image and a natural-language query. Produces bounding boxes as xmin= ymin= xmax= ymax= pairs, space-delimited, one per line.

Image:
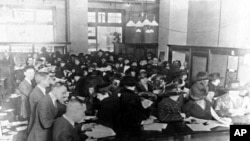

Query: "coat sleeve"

xmin=38 ymin=100 xmax=55 ymax=129
xmin=57 ymin=130 xmax=74 ymax=141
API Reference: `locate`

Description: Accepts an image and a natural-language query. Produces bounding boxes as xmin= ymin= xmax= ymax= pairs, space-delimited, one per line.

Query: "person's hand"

xmin=141 ymin=118 xmax=154 ymax=125
xmin=219 ymin=117 xmax=232 ymax=125
xmin=81 ymin=123 xmax=97 ymax=131
xmin=180 ymin=113 xmax=186 ymax=119
xmin=149 ymin=115 xmax=157 ymax=120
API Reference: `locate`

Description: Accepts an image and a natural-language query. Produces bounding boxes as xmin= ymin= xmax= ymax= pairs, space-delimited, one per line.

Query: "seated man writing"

xmin=53 ymin=96 xmax=95 ymax=141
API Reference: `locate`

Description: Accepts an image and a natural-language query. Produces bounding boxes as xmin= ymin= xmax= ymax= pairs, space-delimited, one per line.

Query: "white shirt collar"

xmin=63 ymin=114 xmax=75 ymax=127
xmin=49 ymin=92 xmax=57 ymax=107
xmin=25 ymin=78 xmax=32 ymax=85
xmin=37 ymin=84 xmax=46 ymax=95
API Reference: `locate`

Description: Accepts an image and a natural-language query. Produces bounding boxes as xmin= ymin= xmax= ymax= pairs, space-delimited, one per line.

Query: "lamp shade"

xmin=150 ymin=20 xmax=158 ymax=26
xmin=135 ymin=20 xmax=144 ymax=27
xmin=136 ymin=28 xmax=142 ymax=33
xmin=126 ymin=20 xmax=136 ymax=27
xmin=143 ymin=18 xmax=151 ymax=26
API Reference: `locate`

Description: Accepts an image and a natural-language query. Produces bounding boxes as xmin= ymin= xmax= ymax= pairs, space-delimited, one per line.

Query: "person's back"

xmin=53 ymin=96 xmax=87 ymax=141
xmin=53 ymin=116 xmax=80 ymax=141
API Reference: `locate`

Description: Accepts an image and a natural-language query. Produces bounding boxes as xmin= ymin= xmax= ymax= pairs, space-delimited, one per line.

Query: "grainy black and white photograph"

xmin=0 ymin=0 xmax=250 ymax=141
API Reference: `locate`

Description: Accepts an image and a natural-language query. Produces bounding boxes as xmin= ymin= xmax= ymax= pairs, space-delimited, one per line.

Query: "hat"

xmin=95 ymin=83 xmax=111 ymax=94
xmin=209 ymin=73 xmax=223 ymax=81
xmin=195 ymin=72 xmax=209 ymax=81
xmin=163 ymin=90 xmax=186 ymax=97
xmin=175 ymin=70 xmax=187 ymax=77
xmin=139 ymin=92 xmax=157 ymax=101
xmin=120 ymin=76 xmax=137 ymax=87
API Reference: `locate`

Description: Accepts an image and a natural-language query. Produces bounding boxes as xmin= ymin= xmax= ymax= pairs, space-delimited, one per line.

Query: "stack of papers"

xmin=85 ymin=125 xmax=116 ymax=138
xmin=9 ymin=121 xmax=28 ymax=126
xmin=16 ymin=126 xmax=27 ymax=131
xmin=0 ymin=135 xmax=13 ymax=141
xmin=143 ymin=123 xmax=168 ymax=131
xmin=186 ymin=124 xmax=211 ymax=131
xmin=185 ymin=117 xmax=230 ymax=131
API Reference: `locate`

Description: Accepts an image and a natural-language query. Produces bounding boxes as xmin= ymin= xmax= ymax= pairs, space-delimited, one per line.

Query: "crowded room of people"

xmin=1 ymin=0 xmax=250 ymax=141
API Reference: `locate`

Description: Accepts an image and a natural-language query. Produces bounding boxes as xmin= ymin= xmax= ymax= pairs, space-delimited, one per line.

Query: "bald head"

xmin=66 ymin=97 xmax=86 ymax=123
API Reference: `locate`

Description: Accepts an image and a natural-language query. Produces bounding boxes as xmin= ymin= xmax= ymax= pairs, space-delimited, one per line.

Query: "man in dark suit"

xmin=53 ymin=96 xmax=89 ymax=141
xmin=28 ymin=83 xmax=68 ymax=141
xmin=28 ymin=72 xmax=50 ymax=132
xmin=16 ymin=66 xmax=35 ymax=120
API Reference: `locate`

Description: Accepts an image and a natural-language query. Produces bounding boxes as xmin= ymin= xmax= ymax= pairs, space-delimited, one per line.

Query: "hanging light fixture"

xmin=136 ymin=28 xmax=142 ymax=33
xmin=126 ymin=2 xmax=136 ymax=27
xmin=126 ymin=19 xmax=136 ymax=27
xmin=142 ymin=15 xmax=151 ymax=26
xmin=150 ymin=15 xmax=159 ymax=26
xmin=142 ymin=0 xmax=152 ymax=26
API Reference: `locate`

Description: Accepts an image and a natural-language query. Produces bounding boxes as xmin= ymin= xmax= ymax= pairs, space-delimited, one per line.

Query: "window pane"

xmin=97 ymin=26 xmax=122 ymax=52
xmin=0 ymin=7 xmax=13 ymax=23
xmin=11 ymin=45 xmax=33 ymax=53
xmin=14 ymin=9 xmax=34 ymax=23
xmin=36 ymin=10 xmax=53 ymax=23
xmin=0 ymin=25 xmax=8 ymax=42
xmin=88 ymin=27 xmax=96 ymax=37
xmin=33 ymin=25 xmax=54 ymax=42
xmin=88 ymin=39 xmax=97 ymax=53
xmin=108 ymin=13 xmax=122 ymax=23
xmin=88 ymin=12 xmax=96 ymax=23
xmin=0 ymin=45 xmax=9 ymax=52
xmin=98 ymin=12 xmax=106 ymax=23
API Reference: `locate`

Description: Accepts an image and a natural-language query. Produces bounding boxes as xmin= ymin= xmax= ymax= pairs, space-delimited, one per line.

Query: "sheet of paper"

xmin=85 ymin=125 xmax=116 ymax=139
xmin=0 ymin=120 xmax=10 ymax=126
xmin=4 ymin=109 xmax=14 ymax=112
xmin=205 ymin=120 xmax=230 ymax=128
xmin=0 ymin=112 xmax=7 ymax=116
xmin=0 ymin=135 xmax=13 ymax=141
xmin=16 ymin=126 xmax=27 ymax=131
xmin=9 ymin=121 xmax=28 ymax=126
xmin=186 ymin=124 xmax=211 ymax=131
xmin=143 ymin=123 xmax=168 ymax=131
xmin=184 ymin=117 xmax=208 ymax=124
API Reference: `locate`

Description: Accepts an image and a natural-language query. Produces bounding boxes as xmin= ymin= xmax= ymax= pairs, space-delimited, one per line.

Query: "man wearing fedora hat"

xmin=208 ymin=73 xmax=227 ymax=101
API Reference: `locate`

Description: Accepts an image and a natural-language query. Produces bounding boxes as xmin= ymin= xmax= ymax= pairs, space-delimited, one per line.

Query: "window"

xmin=36 ymin=10 xmax=53 ymax=23
xmin=0 ymin=45 xmax=9 ymax=52
xmin=108 ymin=13 xmax=122 ymax=23
xmin=88 ymin=39 xmax=97 ymax=52
xmin=0 ymin=7 xmax=54 ymax=43
xmin=88 ymin=9 xmax=124 ymax=53
xmin=88 ymin=12 xmax=96 ymax=23
xmin=11 ymin=45 xmax=33 ymax=53
xmin=98 ymin=12 xmax=106 ymax=23
xmin=97 ymin=26 xmax=122 ymax=52
xmin=88 ymin=27 xmax=96 ymax=37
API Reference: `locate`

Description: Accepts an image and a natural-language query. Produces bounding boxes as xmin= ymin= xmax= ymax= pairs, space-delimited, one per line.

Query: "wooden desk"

xmin=141 ymin=122 xmax=229 ymax=141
